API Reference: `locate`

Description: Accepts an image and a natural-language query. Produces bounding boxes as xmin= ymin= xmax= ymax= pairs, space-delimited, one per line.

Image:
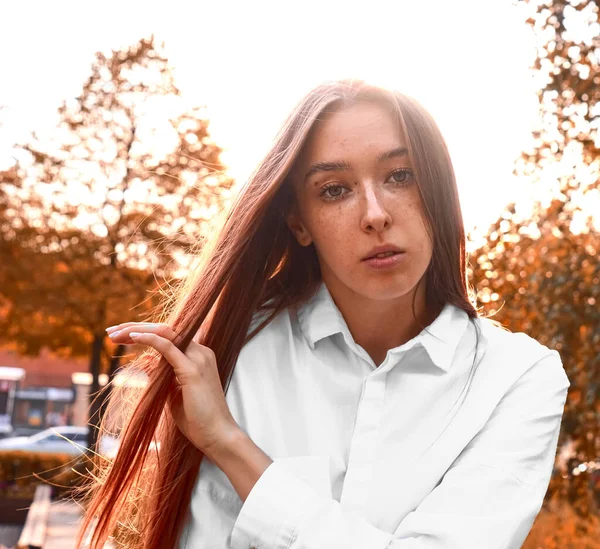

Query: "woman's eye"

xmin=319 ymin=184 xmax=348 ymax=201
xmin=388 ymin=168 xmax=413 ymax=185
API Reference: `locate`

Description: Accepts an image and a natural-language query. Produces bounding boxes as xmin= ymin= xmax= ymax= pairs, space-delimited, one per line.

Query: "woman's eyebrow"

xmin=377 ymin=146 xmax=408 ymax=162
xmin=303 ymin=161 xmax=351 ymax=184
xmin=303 ymin=147 xmax=408 ymax=184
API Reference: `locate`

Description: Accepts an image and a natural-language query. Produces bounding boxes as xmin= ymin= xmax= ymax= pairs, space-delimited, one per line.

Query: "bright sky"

xmin=0 ymin=0 xmax=541 ymax=235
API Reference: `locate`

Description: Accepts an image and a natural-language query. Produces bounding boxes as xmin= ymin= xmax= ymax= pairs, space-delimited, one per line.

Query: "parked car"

xmin=0 ymin=425 xmax=118 ymax=456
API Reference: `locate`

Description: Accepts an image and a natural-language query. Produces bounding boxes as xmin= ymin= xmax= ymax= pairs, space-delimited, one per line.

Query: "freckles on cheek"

xmin=312 ymin=210 xmax=352 ymax=258
xmin=401 ymin=200 xmax=427 ymax=226
xmin=398 ymin=202 xmax=432 ymax=252
xmin=313 ymin=207 xmax=345 ymax=234
xmin=400 ymin=197 xmax=420 ymax=215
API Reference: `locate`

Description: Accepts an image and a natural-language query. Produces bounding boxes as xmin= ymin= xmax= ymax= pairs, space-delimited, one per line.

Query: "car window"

xmin=43 ymin=434 xmax=65 ymax=442
xmin=42 ymin=433 xmax=85 ymax=443
xmin=71 ymin=433 xmax=88 ymax=443
xmin=29 ymin=430 xmax=54 ymax=443
xmin=57 ymin=431 xmax=85 ymax=442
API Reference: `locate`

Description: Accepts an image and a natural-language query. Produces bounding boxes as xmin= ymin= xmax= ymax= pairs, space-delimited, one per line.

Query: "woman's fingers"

xmin=107 ymin=324 xmax=214 ymax=384
xmin=107 ymin=322 xmax=179 ymax=342
xmin=106 ymin=322 xmax=156 ymax=334
xmin=128 ymin=332 xmax=194 ymax=380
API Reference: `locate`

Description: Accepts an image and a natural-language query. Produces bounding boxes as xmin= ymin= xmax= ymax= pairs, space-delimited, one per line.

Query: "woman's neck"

xmin=324 ymin=278 xmax=435 ymax=367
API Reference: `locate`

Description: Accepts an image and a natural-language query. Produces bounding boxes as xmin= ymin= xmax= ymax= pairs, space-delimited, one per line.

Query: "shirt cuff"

xmin=229 ymin=456 xmax=332 ymax=549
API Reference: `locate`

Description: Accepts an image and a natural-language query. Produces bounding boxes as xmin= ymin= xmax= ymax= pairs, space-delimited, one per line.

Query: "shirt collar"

xmin=297 ymin=281 xmax=469 ymax=373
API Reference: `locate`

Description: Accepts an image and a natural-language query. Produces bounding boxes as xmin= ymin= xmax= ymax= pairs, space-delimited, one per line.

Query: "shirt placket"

xmin=339 ymin=369 xmax=388 ymax=519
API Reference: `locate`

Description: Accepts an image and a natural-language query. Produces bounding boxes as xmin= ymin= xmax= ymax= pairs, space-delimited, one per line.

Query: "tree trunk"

xmin=97 ymin=344 xmax=126 ymax=433
xmin=87 ymin=333 xmax=104 ymax=452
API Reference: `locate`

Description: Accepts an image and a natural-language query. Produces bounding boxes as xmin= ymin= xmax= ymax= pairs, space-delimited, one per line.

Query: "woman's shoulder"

xmin=242 ymin=305 xmax=299 ymax=350
xmin=228 ymin=306 xmax=301 ymax=386
xmin=474 ymin=315 xmax=570 ymax=389
xmin=475 ymin=315 xmax=550 ymax=353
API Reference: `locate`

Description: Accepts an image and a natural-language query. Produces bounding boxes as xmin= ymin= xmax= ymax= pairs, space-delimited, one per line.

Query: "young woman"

xmin=79 ymin=79 xmax=570 ymax=549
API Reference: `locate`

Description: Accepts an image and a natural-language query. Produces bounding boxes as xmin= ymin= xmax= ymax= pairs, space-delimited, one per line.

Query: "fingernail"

xmin=129 ymin=332 xmax=142 ymax=338
xmin=108 ymin=330 xmax=121 ymax=339
xmin=106 ymin=325 xmax=120 ymax=334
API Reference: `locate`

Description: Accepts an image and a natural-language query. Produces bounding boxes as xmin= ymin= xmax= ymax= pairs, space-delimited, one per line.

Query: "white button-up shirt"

xmin=179 ymin=281 xmax=570 ymax=549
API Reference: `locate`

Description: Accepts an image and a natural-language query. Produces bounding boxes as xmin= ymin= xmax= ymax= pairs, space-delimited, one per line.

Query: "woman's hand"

xmin=105 ymin=322 xmax=241 ymax=459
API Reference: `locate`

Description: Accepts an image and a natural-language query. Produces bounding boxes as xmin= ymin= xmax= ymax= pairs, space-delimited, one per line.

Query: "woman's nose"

xmin=360 ymin=187 xmax=392 ymax=232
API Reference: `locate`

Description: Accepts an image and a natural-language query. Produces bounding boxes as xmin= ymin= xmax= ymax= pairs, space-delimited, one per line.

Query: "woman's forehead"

xmin=297 ymin=103 xmax=408 ymax=170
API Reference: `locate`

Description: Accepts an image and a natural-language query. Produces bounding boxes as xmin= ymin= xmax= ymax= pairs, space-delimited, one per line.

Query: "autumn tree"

xmin=0 ymin=36 xmax=234 ymax=449
xmin=470 ymin=0 xmax=600 ymax=539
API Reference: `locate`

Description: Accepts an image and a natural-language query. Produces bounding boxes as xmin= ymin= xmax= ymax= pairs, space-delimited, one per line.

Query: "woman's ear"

xmin=285 ymin=207 xmax=313 ymax=247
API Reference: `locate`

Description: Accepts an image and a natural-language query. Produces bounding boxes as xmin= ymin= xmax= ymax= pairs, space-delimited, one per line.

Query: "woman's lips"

xmin=362 ymin=251 xmax=406 ymax=269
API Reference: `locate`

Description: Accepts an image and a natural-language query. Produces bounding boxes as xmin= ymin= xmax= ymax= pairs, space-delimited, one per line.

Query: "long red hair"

xmin=77 ymin=78 xmax=477 ymax=548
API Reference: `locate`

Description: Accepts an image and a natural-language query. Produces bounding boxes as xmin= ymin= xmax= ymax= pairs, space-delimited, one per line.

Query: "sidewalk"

xmin=0 ymin=524 xmax=21 ymax=548
xmin=44 ymin=499 xmax=83 ymax=549
xmin=44 ymin=501 xmax=115 ymax=549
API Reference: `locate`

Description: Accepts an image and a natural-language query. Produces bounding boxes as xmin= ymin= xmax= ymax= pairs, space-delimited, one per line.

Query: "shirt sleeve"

xmin=229 ymin=352 xmax=570 ymax=549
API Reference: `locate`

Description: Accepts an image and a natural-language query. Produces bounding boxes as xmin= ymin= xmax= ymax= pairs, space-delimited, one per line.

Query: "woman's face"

xmin=286 ymin=100 xmax=433 ymax=303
